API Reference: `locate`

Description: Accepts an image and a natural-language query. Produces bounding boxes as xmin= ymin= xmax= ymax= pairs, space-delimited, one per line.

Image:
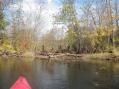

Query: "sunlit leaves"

xmin=65 ymin=28 xmax=77 ymax=45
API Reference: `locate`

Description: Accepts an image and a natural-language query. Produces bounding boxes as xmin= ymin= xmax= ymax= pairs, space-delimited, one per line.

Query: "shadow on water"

xmin=0 ymin=57 xmax=119 ymax=89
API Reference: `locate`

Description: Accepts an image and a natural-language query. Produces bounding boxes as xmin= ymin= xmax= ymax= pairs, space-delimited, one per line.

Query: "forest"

xmin=0 ymin=0 xmax=119 ymax=59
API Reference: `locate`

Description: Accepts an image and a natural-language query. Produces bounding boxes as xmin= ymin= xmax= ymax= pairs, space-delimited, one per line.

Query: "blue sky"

xmin=4 ymin=0 xmax=84 ymax=34
xmin=3 ymin=0 xmax=66 ymax=36
xmin=4 ymin=0 xmax=89 ymax=26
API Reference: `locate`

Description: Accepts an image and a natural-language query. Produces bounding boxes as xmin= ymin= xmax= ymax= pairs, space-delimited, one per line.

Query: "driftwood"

xmin=35 ymin=53 xmax=84 ymax=61
xmin=0 ymin=50 xmax=23 ymax=58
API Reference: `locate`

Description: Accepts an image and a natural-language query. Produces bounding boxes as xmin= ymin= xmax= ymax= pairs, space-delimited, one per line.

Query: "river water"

xmin=0 ymin=57 xmax=119 ymax=89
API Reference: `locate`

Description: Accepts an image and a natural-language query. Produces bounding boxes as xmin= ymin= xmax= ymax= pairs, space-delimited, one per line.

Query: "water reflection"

xmin=0 ymin=58 xmax=119 ymax=89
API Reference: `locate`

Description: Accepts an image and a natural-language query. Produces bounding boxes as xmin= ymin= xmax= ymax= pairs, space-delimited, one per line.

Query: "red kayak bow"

xmin=10 ymin=76 xmax=32 ymax=89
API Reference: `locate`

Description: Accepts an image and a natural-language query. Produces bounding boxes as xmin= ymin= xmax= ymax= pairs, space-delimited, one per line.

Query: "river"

xmin=0 ymin=57 xmax=119 ymax=89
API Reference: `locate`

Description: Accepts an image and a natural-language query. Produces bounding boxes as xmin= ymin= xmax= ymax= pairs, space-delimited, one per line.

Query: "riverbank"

xmin=0 ymin=48 xmax=119 ymax=62
xmin=35 ymin=52 xmax=119 ymax=62
xmin=81 ymin=53 xmax=119 ymax=62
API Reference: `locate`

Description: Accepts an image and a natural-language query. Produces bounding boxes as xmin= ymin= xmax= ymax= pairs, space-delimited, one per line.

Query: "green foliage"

xmin=2 ymin=42 xmax=15 ymax=52
xmin=64 ymin=26 xmax=117 ymax=53
xmin=0 ymin=38 xmax=16 ymax=53
xmin=0 ymin=6 xmax=6 ymax=30
xmin=65 ymin=28 xmax=77 ymax=46
xmin=0 ymin=2 xmax=7 ymax=42
xmin=57 ymin=0 xmax=77 ymax=26
xmin=0 ymin=15 xmax=6 ymax=30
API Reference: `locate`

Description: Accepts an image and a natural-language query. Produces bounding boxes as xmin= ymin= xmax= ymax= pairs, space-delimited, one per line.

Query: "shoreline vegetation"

xmin=0 ymin=48 xmax=119 ymax=62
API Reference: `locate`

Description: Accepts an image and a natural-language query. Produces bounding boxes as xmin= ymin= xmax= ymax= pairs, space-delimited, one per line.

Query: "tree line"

xmin=0 ymin=0 xmax=119 ymax=54
xmin=54 ymin=0 xmax=119 ymax=53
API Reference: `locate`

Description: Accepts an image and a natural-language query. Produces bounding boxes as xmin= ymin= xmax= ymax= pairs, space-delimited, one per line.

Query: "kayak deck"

xmin=10 ymin=75 xmax=32 ymax=89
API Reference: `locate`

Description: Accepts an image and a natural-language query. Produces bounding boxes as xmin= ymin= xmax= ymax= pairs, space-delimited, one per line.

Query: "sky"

xmin=4 ymin=0 xmax=91 ymax=32
xmin=4 ymin=0 xmax=62 ymax=34
xmin=4 ymin=0 xmax=85 ymax=36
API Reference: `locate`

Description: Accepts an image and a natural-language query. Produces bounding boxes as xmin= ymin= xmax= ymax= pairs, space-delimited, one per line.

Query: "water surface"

xmin=0 ymin=58 xmax=119 ymax=89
